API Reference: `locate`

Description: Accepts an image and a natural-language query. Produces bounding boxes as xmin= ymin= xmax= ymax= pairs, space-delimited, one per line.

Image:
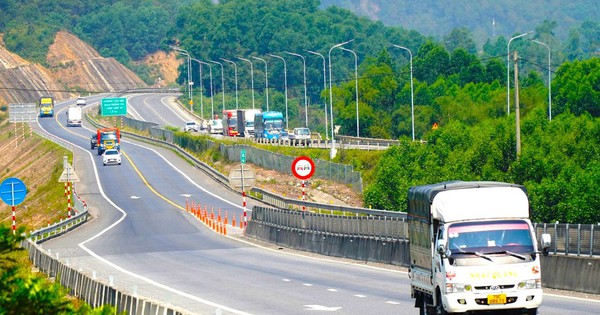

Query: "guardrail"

xmin=534 ymin=222 xmax=600 ymax=257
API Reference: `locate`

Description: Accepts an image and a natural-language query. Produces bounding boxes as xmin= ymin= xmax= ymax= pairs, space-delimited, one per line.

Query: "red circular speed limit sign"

xmin=291 ymin=156 xmax=315 ymax=180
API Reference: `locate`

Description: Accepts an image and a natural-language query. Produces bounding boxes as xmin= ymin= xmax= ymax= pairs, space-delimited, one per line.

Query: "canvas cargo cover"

xmin=408 ymin=181 xmax=529 ymax=223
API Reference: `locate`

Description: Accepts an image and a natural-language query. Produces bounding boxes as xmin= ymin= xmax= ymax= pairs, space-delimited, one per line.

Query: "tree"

xmin=443 ymin=27 xmax=477 ymax=54
xmin=552 ymin=58 xmax=600 ymax=117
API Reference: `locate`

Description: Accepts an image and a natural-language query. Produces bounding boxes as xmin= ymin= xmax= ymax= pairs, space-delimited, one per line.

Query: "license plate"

xmin=487 ymin=294 xmax=507 ymax=304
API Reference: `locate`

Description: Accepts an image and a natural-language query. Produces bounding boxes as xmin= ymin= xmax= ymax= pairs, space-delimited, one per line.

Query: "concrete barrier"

xmin=246 ymin=208 xmax=600 ymax=295
xmin=541 ymin=255 xmax=600 ymax=294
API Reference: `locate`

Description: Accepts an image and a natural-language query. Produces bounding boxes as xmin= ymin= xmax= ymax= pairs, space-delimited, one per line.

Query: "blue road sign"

xmin=0 ymin=177 xmax=27 ymax=206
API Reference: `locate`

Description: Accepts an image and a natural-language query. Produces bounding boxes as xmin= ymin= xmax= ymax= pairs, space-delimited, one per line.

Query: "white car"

xmin=184 ymin=121 xmax=199 ymax=132
xmin=102 ymin=149 xmax=121 ymax=166
xmin=208 ymin=119 xmax=223 ymax=134
xmin=76 ymin=97 xmax=86 ymax=106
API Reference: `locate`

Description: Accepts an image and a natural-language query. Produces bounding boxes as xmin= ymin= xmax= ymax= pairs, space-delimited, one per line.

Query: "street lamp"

xmin=530 ymin=39 xmax=552 ymax=121
xmin=507 ymin=31 xmax=533 ymax=115
xmin=191 ymin=58 xmax=204 ymax=118
xmin=169 ymin=45 xmax=193 ymax=111
xmin=391 ymin=44 xmax=415 ymax=141
xmin=220 ymin=58 xmax=239 ymax=109
xmin=252 ymin=56 xmax=269 ymax=111
xmin=340 ymin=47 xmax=359 ymax=137
xmin=196 ymin=59 xmax=214 ymax=118
xmin=285 ymin=51 xmax=308 ymax=127
xmin=209 ymin=60 xmax=226 ymax=113
xmin=268 ymin=53 xmax=289 ymax=130
xmin=329 ymin=39 xmax=354 ymax=159
xmin=307 ymin=50 xmax=328 ymax=140
xmin=237 ymin=57 xmax=255 ymax=109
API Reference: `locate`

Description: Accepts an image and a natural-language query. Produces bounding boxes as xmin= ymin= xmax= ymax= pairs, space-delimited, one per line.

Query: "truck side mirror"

xmin=541 ymin=233 xmax=551 ymax=256
xmin=437 ymin=239 xmax=447 ymax=255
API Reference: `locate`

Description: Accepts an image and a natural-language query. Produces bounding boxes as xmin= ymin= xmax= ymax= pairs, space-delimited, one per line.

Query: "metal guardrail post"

xmin=565 ymin=223 xmax=570 ymax=255
xmin=577 ymin=223 xmax=581 ymax=256
xmin=554 ymin=222 xmax=558 ymax=254
xmin=591 ymin=224 xmax=595 ymax=257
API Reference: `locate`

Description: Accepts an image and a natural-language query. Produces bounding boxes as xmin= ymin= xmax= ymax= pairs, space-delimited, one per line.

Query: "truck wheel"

xmin=436 ymin=292 xmax=449 ymax=315
xmin=524 ymin=308 xmax=538 ymax=315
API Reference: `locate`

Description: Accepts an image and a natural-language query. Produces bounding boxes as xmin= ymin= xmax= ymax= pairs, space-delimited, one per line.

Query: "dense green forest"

xmin=0 ymin=0 xmax=598 ymax=222
xmin=321 ymin=0 xmax=600 ymax=51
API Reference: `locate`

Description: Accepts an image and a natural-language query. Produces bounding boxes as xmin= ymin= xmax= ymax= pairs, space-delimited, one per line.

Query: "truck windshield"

xmin=101 ymin=134 xmax=117 ymax=141
xmin=447 ymin=220 xmax=534 ymax=255
xmin=265 ymin=119 xmax=283 ymax=130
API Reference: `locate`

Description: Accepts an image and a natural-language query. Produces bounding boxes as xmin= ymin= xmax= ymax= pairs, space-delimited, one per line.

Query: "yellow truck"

xmin=39 ymin=96 xmax=55 ymax=117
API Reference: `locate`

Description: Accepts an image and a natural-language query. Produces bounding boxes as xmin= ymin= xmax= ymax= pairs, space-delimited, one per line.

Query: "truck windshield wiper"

xmin=485 ymin=250 xmax=527 ymax=260
xmin=452 ymin=245 xmax=493 ymax=262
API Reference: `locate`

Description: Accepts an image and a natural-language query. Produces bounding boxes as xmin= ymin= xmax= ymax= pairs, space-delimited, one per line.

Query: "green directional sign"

xmin=240 ymin=149 xmax=246 ymax=164
xmin=101 ymin=98 xmax=127 ymax=116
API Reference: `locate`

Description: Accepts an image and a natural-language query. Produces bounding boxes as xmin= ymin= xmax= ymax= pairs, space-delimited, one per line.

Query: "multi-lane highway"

xmin=34 ymin=94 xmax=600 ymax=314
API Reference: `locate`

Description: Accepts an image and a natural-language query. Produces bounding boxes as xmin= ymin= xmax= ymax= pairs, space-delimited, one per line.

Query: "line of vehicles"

xmin=185 ymin=109 xmax=313 ymax=144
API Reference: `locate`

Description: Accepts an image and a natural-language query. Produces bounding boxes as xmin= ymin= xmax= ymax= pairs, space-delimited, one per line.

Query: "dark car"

xmin=90 ymin=134 xmax=98 ymax=149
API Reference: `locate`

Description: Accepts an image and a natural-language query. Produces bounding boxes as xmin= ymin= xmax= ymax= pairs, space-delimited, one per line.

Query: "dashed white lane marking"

xmin=303 ymin=283 xmax=313 ymax=287
xmin=327 ymin=288 xmax=338 ymax=292
xmin=386 ymin=301 xmax=401 ymax=305
xmin=282 ymin=279 xmax=291 ymax=282
xmin=354 ymin=294 xmax=366 ymax=298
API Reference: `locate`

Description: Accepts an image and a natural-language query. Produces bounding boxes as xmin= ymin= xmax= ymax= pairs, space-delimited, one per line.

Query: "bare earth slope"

xmin=0 ymin=31 xmax=146 ymax=105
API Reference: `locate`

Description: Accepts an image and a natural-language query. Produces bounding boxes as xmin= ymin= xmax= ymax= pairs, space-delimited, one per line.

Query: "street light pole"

xmin=209 ymin=60 xmax=226 ymax=113
xmin=340 ymin=47 xmax=359 ymax=137
xmin=268 ymin=53 xmax=289 ymax=130
xmin=220 ymin=58 xmax=239 ymax=109
xmin=307 ymin=50 xmax=328 ymax=140
xmin=169 ymin=46 xmax=193 ymax=111
xmin=285 ymin=51 xmax=308 ymax=127
xmin=191 ymin=58 xmax=204 ymax=119
xmin=252 ymin=56 xmax=269 ymax=111
xmin=530 ymin=39 xmax=552 ymax=121
xmin=197 ymin=60 xmax=214 ymax=119
xmin=328 ymin=39 xmax=354 ymax=159
xmin=237 ymin=57 xmax=255 ymax=109
xmin=507 ymin=31 xmax=533 ymax=115
xmin=391 ymin=44 xmax=415 ymax=141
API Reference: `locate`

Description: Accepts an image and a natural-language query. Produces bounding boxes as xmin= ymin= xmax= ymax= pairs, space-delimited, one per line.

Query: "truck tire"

xmin=436 ymin=290 xmax=450 ymax=315
xmin=525 ymin=308 xmax=538 ymax=315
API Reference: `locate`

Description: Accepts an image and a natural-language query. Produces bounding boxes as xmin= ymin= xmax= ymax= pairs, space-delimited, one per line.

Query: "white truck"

xmin=66 ymin=106 xmax=82 ymax=127
xmin=408 ymin=181 xmax=551 ymax=315
xmin=236 ymin=109 xmax=262 ymax=137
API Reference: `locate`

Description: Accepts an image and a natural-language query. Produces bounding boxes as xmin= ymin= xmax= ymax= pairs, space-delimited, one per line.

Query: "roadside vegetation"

xmin=0 ymin=110 xmax=116 ymax=313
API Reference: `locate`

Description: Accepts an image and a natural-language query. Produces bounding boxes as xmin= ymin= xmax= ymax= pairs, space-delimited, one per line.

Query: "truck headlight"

xmin=518 ymin=279 xmax=541 ymax=289
xmin=446 ymin=283 xmax=472 ymax=293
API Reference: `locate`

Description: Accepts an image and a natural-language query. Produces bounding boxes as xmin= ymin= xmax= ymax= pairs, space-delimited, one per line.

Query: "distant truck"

xmin=408 ymin=181 xmax=551 ymax=315
xmin=96 ymin=128 xmax=121 ymax=155
xmin=236 ymin=109 xmax=262 ymax=137
xmin=222 ymin=110 xmax=239 ymax=137
xmin=253 ymin=111 xmax=288 ymax=140
xmin=66 ymin=106 xmax=82 ymax=127
xmin=38 ymin=96 xmax=55 ymax=117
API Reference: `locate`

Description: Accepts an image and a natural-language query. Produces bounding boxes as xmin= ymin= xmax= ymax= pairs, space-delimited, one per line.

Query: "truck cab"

xmin=408 ymin=181 xmax=551 ymax=315
xmin=96 ymin=128 xmax=121 ymax=155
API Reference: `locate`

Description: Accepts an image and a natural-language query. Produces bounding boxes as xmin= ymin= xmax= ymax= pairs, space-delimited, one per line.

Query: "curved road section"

xmin=35 ymin=94 xmax=599 ymax=314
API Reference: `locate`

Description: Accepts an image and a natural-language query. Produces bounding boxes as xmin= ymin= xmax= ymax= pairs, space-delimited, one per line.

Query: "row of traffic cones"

xmin=186 ymin=200 xmax=246 ymax=235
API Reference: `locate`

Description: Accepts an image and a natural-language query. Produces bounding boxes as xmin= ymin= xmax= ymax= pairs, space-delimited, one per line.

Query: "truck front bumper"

xmin=443 ymin=289 xmax=542 ymax=313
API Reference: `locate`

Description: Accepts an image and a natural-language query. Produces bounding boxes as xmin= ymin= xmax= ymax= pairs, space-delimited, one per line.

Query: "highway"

xmin=34 ymin=94 xmax=600 ymax=314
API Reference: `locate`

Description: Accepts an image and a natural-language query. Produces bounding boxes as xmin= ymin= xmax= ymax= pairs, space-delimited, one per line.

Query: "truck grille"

xmin=474 ymin=284 xmax=514 ymax=291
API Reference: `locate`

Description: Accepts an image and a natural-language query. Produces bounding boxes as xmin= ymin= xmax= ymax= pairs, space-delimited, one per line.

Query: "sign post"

xmin=1 ymin=177 xmax=27 ymax=234
xmin=291 ymin=156 xmax=316 ymax=212
xmin=240 ymin=149 xmax=246 ymax=227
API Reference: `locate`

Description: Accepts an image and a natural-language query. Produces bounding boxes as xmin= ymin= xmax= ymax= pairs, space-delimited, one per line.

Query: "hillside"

xmin=321 ymin=0 xmax=600 ymax=45
xmin=0 ymin=30 xmax=148 ymax=105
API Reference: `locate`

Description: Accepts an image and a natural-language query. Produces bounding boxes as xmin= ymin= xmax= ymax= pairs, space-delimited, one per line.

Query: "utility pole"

xmin=514 ymin=51 xmax=521 ymax=156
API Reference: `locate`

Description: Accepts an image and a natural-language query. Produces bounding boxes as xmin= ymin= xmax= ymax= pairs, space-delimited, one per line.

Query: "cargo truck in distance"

xmin=222 ymin=110 xmax=239 ymax=137
xmin=253 ymin=111 xmax=288 ymax=140
xmin=66 ymin=106 xmax=82 ymax=127
xmin=236 ymin=109 xmax=262 ymax=137
xmin=408 ymin=181 xmax=551 ymax=315
xmin=38 ymin=96 xmax=55 ymax=117
xmin=96 ymin=128 xmax=121 ymax=155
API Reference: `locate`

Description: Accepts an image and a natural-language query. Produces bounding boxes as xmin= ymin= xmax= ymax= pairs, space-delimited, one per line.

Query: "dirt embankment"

xmin=0 ymin=30 xmax=148 ymax=106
